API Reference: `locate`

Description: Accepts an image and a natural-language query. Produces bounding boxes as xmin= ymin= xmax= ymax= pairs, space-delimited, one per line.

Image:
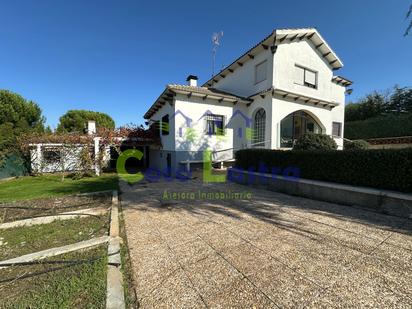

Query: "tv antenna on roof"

xmin=211 ymin=31 xmax=224 ymax=79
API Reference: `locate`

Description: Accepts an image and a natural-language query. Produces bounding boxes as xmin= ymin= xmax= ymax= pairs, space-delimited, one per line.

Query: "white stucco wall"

xmin=174 ymin=94 xmax=250 ymax=161
xmin=271 ymin=39 xmax=345 ymax=149
xmin=271 ymin=97 xmax=345 ymax=149
xmin=247 ymin=96 xmax=273 ymax=149
xmin=150 ymin=102 xmax=175 ymax=151
xmin=212 ymin=49 xmax=273 ymax=98
xmin=273 ymin=39 xmax=345 ymax=104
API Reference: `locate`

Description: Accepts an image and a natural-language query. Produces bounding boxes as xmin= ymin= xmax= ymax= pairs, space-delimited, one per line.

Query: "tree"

xmin=405 ymin=4 xmax=412 ymax=36
xmin=345 ymin=92 xmax=387 ymax=121
xmin=345 ymin=86 xmax=412 ymax=122
xmin=387 ymin=86 xmax=412 ymax=113
xmin=0 ymin=90 xmax=45 ymax=161
xmin=57 ymin=110 xmax=115 ymax=133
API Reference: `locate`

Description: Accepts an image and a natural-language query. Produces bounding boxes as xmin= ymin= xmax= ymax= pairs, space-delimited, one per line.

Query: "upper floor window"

xmin=294 ymin=65 xmax=317 ymax=89
xmin=161 ymin=114 xmax=169 ymax=135
xmin=255 ymin=60 xmax=267 ymax=84
xmin=332 ymin=122 xmax=342 ymax=137
xmin=205 ymin=114 xmax=225 ymax=136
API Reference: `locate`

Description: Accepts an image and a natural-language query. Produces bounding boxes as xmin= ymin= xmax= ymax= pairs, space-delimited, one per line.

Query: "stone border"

xmin=0 ymin=236 xmax=110 ymax=269
xmin=106 ymin=190 xmax=126 ymax=309
xmin=75 ymin=190 xmax=114 ymax=197
xmin=0 ymin=207 xmax=109 ymax=229
xmin=228 ymin=168 xmax=412 ymax=218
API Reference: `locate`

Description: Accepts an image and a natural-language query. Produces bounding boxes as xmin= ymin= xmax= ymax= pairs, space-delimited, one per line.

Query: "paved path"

xmin=121 ymin=178 xmax=412 ymax=308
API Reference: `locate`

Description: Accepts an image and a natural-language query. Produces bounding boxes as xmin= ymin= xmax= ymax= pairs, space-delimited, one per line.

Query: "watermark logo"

xmin=116 ymin=149 xmax=144 ymax=184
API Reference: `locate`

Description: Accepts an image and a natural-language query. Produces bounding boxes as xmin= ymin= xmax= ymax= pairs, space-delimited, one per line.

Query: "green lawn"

xmin=0 ymin=246 xmax=107 ymax=309
xmin=0 ymin=215 xmax=109 ymax=261
xmin=0 ymin=174 xmax=118 ymax=202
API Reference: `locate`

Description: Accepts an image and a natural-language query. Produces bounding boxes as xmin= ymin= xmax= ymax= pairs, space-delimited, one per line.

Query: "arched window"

xmin=280 ymin=111 xmax=323 ymax=148
xmin=253 ymin=108 xmax=266 ymax=147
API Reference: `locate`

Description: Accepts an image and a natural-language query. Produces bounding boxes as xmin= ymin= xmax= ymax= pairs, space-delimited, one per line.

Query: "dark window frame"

xmin=253 ymin=108 xmax=266 ymax=147
xmin=255 ymin=60 xmax=267 ymax=84
xmin=332 ymin=122 xmax=342 ymax=137
xmin=161 ymin=114 xmax=169 ymax=135
xmin=43 ymin=148 xmax=61 ymax=164
xmin=295 ymin=65 xmax=318 ymax=89
xmin=205 ymin=114 xmax=225 ymax=136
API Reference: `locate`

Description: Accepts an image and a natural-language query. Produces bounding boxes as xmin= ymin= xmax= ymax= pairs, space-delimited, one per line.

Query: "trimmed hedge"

xmin=345 ymin=113 xmax=412 ymax=139
xmin=293 ymin=133 xmax=337 ymax=151
xmin=344 ymin=139 xmax=369 ymax=150
xmin=234 ymin=148 xmax=412 ymax=192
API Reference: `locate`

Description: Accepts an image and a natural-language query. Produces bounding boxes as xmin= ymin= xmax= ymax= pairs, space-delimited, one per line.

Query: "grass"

xmin=0 ymin=215 xmax=109 ymax=261
xmin=119 ymin=211 xmax=138 ymax=308
xmin=0 ymin=173 xmax=118 ymax=202
xmin=0 ymin=245 xmax=107 ymax=309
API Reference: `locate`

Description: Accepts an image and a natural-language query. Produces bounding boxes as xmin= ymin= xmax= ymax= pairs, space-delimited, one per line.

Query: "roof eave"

xmin=202 ymin=28 xmax=344 ymax=87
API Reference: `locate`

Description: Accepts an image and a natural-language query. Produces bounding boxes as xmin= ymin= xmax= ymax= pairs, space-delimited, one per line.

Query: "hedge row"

xmin=345 ymin=113 xmax=412 ymax=140
xmin=234 ymin=148 xmax=412 ymax=193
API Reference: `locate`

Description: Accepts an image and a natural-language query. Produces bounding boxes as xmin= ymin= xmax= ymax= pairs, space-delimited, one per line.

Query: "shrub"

xmin=293 ymin=133 xmax=337 ymax=151
xmin=234 ymin=148 xmax=412 ymax=192
xmin=345 ymin=113 xmax=412 ymax=140
xmin=344 ymin=139 xmax=370 ymax=150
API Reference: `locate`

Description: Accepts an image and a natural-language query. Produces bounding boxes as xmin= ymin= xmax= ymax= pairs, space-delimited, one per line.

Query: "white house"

xmin=144 ymin=28 xmax=352 ymax=175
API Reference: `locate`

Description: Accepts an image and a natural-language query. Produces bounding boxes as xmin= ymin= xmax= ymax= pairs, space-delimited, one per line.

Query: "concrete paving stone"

xmin=123 ymin=179 xmax=412 ymax=308
xmin=139 ymin=269 xmax=206 ymax=308
xmin=324 ymin=228 xmax=381 ymax=253
xmin=174 ymin=213 xmax=210 ymax=226
xmin=285 ymin=246 xmax=360 ymax=288
xmin=156 ymin=222 xmax=190 ymax=237
xmin=385 ymin=225 xmax=412 ymax=251
xmin=187 ymin=220 xmax=221 ymax=235
xmin=184 ymin=253 xmax=243 ymax=299
xmin=283 ymin=214 xmax=339 ymax=236
xmin=328 ymin=265 xmax=412 ymax=308
xmin=367 ymin=245 xmax=412 ymax=297
xmin=206 ymin=277 xmax=276 ymax=308
xmin=220 ymin=242 xmax=274 ymax=276
xmin=200 ymin=228 xmax=245 ymax=252
xmin=160 ymin=226 xmax=199 ymax=248
xmin=248 ymin=261 xmax=324 ymax=308
xmin=131 ymin=247 xmax=181 ymax=298
xmin=172 ymin=238 xmax=215 ymax=266
xmin=222 ymin=222 xmax=267 ymax=242
xmin=128 ymin=230 xmax=163 ymax=248
xmin=371 ymin=242 xmax=412 ymax=269
xmin=273 ymin=223 xmax=332 ymax=244
xmin=302 ymin=289 xmax=349 ymax=308
xmin=251 ymin=234 xmax=315 ymax=269
xmin=335 ymin=221 xmax=393 ymax=242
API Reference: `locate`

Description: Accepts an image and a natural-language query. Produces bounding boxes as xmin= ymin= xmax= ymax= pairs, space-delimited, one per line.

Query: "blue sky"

xmin=0 ymin=0 xmax=411 ymax=128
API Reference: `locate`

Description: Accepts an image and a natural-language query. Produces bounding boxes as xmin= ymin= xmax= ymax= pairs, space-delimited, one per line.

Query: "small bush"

xmin=293 ymin=133 xmax=337 ymax=151
xmin=344 ymin=139 xmax=370 ymax=150
xmin=234 ymin=148 xmax=412 ymax=192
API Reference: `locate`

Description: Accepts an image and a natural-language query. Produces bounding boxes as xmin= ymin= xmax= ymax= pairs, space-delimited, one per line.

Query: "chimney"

xmin=87 ymin=120 xmax=96 ymax=135
xmin=186 ymin=75 xmax=198 ymax=87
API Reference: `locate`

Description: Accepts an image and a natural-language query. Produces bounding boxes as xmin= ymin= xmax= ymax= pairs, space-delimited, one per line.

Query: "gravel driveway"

xmin=120 ymin=178 xmax=412 ymax=308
